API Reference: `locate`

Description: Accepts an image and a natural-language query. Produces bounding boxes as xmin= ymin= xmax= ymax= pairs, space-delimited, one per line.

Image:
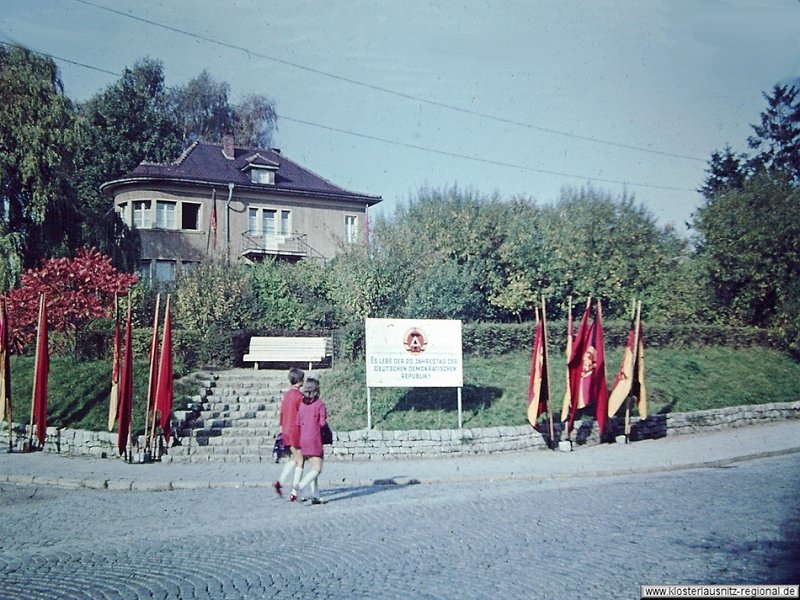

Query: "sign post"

xmin=365 ymin=318 xmax=464 ymax=429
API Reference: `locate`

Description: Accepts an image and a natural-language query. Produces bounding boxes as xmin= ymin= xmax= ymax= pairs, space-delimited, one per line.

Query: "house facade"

xmin=101 ymin=136 xmax=382 ymax=281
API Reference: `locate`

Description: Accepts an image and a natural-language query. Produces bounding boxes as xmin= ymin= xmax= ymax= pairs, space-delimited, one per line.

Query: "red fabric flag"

xmin=116 ymin=303 xmax=134 ymax=457
xmin=107 ymin=298 xmax=121 ymax=432
xmin=526 ymin=310 xmax=548 ymax=429
xmin=634 ymin=323 xmax=647 ymax=418
xmin=146 ymin=295 xmax=161 ymax=414
xmin=156 ymin=297 xmax=174 ymax=443
xmin=0 ymin=296 xmax=12 ymax=432
xmin=31 ymin=294 xmax=49 ymax=447
xmin=565 ymin=298 xmax=592 ymax=434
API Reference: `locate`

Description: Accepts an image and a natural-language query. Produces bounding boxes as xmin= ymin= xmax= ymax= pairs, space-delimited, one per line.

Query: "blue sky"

xmin=2 ymin=0 xmax=799 ymax=233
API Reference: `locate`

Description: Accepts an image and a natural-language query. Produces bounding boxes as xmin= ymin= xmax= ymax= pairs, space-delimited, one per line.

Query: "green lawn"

xmin=4 ymin=346 xmax=799 ymax=433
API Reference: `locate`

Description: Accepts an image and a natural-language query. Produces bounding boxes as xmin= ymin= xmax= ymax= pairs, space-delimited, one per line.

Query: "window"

xmin=181 ymin=202 xmax=200 ymax=230
xmin=250 ymin=169 xmax=274 ymax=185
xmin=155 ymin=201 xmax=176 ymax=229
xmin=345 ymin=215 xmax=358 ymax=244
xmin=248 ymin=208 xmax=258 ymax=234
xmin=280 ymin=210 xmax=290 ymax=236
xmin=133 ymin=201 xmax=151 ymax=229
xmin=155 ymin=260 xmax=176 ymax=282
xmin=262 ymin=209 xmax=276 ymax=237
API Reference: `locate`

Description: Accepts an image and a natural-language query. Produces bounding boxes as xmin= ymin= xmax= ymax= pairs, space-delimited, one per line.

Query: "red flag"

xmin=0 ymin=296 xmax=12 ymax=435
xmin=107 ymin=296 xmax=121 ymax=432
xmin=526 ymin=309 xmax=548 ymax=429
xmin=155 ymin=296 xmax=174 ymax=443
xmin=565 ymin=298 xmax=592 ymax=434
xmin=146 ymin=294 xmax=161 ymax=414
xmin=31 ymin=294 xmax=48 ymax=447
xmin=116 ymin=302 xmax=133 ymax=457
xmin=592 ymin=300 xmax=609 ymax=435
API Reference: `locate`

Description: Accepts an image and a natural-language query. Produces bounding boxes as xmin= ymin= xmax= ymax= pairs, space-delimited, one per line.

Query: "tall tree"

xmin=232 ymin=92 xmax=277 ymax=149
xmin=0 ymin=46 xmax=81 ymax=287
xmin=170 ymin=69 xmax=234 ymax=147
xmin=747 ymin=84 xmax=800 ymax=181
xmin=74 ymin=58 xmax=181 ymax=267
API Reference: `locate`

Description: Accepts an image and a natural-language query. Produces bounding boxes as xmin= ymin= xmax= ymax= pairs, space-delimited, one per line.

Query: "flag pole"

xmin=625 ymin=300 xmax=642 ymax=442
xmin=144 ymin=294 xmax=161 ymax=458
xmin=541 ymin=296 xmax=555 ymax=449
xmin=28 ymin=294 xmax=45 ymax=451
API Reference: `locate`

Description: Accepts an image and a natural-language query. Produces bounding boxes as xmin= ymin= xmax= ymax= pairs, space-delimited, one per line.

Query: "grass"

xmin=4 ymin=346 xmax=799 ymax=433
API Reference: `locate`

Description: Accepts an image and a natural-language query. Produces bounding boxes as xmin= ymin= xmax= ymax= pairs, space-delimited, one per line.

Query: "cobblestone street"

xmin=1 ymin=453 xmax=798 ymax=599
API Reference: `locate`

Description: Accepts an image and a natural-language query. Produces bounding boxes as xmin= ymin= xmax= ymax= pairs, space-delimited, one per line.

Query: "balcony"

xmin=240 ymin=232 xmax=326 ymax=263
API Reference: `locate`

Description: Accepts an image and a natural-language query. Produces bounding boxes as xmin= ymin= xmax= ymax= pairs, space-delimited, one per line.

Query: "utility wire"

xmin=1 ymin=39 xmax=698 ymax=193
xmin=69 ymin=0 xmax=706 ymax=163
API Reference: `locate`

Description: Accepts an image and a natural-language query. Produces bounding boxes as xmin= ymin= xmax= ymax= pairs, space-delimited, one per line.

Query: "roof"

xmin=101 ymin=142 xmax=382 ymax=205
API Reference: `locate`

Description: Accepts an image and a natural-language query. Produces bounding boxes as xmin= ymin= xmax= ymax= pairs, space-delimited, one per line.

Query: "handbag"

xmin=321 ymin=423 xmax=333 ymax=445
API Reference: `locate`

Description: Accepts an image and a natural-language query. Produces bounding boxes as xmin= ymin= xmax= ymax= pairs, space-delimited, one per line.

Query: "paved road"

xmin=1 ymin=451 xmax=798 ymax=598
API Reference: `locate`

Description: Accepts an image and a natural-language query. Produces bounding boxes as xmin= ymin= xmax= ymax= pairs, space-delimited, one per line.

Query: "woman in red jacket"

xmin=293 ymin=377 xmax=328 ymax=504
xmin=273 ymin=367 xmax=304 ymax=497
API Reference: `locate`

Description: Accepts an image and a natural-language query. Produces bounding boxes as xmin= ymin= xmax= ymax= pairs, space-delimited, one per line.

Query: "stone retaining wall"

xmin=2 ymin=400 xmax=798 ymax=461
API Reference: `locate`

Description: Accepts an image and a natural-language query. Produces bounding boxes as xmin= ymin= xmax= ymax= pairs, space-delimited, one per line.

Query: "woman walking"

xmin=292 ymin=377 xmax=328 ymax=504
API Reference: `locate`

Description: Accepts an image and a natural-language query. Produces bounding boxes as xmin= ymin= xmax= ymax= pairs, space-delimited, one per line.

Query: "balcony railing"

xmin=240 ymin=232 xmax=327 ymax=263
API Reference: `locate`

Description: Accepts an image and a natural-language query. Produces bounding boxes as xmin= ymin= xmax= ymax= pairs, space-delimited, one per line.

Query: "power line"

xmin=69 ymin=0 xmax=707 ymax=163
xmin=0 ymin=40 xmax=697 ymax=193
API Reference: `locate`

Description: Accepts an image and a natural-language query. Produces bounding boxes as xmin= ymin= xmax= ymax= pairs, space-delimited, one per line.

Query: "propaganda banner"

xmin=365 ymin=318 xmax=463 ymax=388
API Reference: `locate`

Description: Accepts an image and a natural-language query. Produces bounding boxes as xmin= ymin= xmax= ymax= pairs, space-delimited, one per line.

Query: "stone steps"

xmin=172 ymin=369 xmax=293 ymax=462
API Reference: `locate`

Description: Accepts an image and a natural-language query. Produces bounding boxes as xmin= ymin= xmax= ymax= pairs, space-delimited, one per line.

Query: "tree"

xmin=538 ymin=186 xmax=686 ymax=320
xmin=74 ymin=58 xmax=181 ymax=265
xmin=693 ymin=172 xmax=800 ymax=327
xmin=0 ymin=46 xmax=81 ymax=286
xmin=747 ymin=84 xmax=800 ymax=180
xmin=170 ymin=70 xmax=234 ymax=147
xmin=5 ymin=247 xmax=138 ymax=354
xmin=232 ymin=93 xmax=278 ymax=149
xmin=169 ymin=72 xmax=277 ymax=149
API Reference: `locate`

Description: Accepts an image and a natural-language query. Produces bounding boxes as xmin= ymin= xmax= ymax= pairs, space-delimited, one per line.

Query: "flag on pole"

xmin=560 ymin=297 xmax=573 ymax=423
xmin=591 ymin=300 xmax=609 ymax=436
xmin=565 ymin=297 xmax=592 ymax=434
xmin=527 ymin=308 xmax=549 ymax=429
xmin=0 ymin=296 xmax=12 ymax=437
xmin=107 ymin=295 xmax=121 ymax=432
xmin=146 ymin=294 xmax=161 ymax=415
xmin=31 ymin=294 xmax=49 ymax=447
xmin=608 ymin=301 xmax=647 ymax=419
xmin=155 ymin=296 xmax=174 ymax=444
xmin=116 ymin=302 xmax=134 ymax=457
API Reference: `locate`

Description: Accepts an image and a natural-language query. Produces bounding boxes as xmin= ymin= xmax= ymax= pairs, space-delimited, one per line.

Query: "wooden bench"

xmin=243 ymin=336 xmax=333 ymax=370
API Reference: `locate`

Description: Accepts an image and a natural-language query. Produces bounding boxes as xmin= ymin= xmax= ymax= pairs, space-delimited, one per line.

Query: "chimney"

xmin=222 ymin=133 xmax=235 ymax=160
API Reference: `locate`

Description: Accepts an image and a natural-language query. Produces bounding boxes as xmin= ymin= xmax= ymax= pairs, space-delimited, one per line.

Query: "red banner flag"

xmin=107 ymin=296 xmax=121 ymax=432
xmin=31 ymin=294 xmax=49 ymax=447
xmin=116 ymin=302 xmax=134 ymax=457
xmin=146 ymin=294 xmax=161 ymax=414
xmin=527 ymin=309 xmax=548 ymax=429
xmin=608 ymin=330 xmax=635 ymax=416
xmin=565 ymin=298 xmax=592 ymax=434
xmin=0 ymin=296 xmax=12 ymax=435
xmin=156 ymin=296 xmax=174 ymax=443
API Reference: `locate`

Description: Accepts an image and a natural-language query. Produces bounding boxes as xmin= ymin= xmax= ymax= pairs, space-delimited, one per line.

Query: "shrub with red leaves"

xmin=5 ymin=248 xmax=138 ymax=353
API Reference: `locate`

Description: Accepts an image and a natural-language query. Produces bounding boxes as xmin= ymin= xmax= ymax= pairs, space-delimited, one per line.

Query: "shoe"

xmin=289 ymin=493 xmax=298 ymax=502
xmin=272 ymin=481 xmax=282 ymax=497
xmin=310 ymin=498 xmax=325 ymax=505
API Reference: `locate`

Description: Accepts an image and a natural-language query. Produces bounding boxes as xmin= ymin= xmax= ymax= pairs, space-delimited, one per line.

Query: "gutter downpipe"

xmin=226 ymin=183 xmax=234 ymax=264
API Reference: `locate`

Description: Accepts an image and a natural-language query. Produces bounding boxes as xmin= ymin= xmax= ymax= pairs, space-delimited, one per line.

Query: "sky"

xmin=2 ymin=0 xmax=799 ymax=234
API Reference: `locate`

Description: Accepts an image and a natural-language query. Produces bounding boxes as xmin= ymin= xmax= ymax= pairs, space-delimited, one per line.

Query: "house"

xmin=101 ymin=135 xmax=382 ymax=281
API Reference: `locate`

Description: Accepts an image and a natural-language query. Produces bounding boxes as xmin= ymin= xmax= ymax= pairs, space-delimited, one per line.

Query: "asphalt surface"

xmin=1 ymin=420 xmax=799 ymax=491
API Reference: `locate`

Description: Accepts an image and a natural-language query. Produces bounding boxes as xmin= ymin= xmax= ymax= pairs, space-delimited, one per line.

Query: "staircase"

xmin=165 ymin=369 xmax=287 ymax=463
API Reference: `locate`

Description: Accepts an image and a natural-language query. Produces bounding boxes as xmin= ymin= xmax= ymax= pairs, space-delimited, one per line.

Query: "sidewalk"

xmin=1 ymin=420 xmax=799 ymax=492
